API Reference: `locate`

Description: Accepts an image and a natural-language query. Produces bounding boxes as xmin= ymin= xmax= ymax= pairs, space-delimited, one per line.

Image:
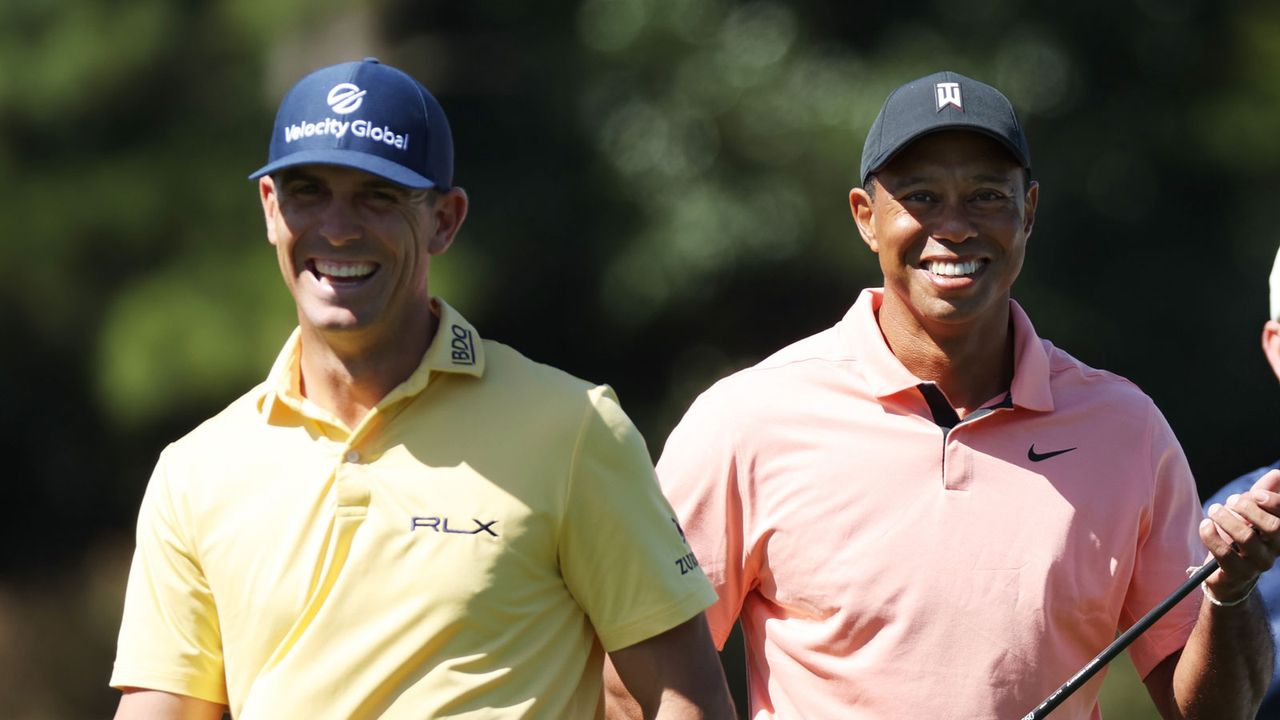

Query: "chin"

xmin=925 ymin=296 xmax=1002 ymax=325
xmin=300 ymin=308 xmax=370 ymax=334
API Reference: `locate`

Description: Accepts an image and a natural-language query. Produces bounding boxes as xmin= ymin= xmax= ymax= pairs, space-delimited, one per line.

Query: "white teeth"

xmin=314 ymin=259 xmax=376 ymax=278
xmin=925 ymin=260 xmax=981 ymax=277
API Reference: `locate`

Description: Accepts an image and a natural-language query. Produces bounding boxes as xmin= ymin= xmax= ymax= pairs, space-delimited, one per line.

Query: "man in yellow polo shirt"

xmin=110 ymin=58 xmax=734 ymax=720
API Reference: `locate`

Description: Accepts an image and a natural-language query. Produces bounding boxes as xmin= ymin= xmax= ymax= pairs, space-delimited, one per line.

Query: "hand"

xmin=1201 ymin=469 xmax=1280 ymax=604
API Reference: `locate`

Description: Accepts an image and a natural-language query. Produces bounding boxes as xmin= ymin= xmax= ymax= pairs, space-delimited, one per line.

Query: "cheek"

xmin=400 ymin=210 xmax=437 ymax=263
xmin=275 ymin=228 xmax=302 ymax=266
xmin=386 ymin=213 xmax=431 ymax=280
xmin=1008 ymin=240 xmax=1027 ymax=273
xmin=995 ymin=235 xmax=1028 ymax=286
xmin=879 ymin=219 xmax=923 ymax=260
xmin=274 ymin=241 xmax=301 ymax=285
xmin=269 ymin=209 xmax=305 ymax=255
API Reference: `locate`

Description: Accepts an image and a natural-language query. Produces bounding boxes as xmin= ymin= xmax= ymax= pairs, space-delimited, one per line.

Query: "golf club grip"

xmin=1019 ymin=559 xmax=1219 ymax=720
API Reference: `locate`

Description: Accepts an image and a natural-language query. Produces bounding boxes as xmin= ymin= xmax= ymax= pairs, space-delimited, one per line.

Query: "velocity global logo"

xmin=282 ymin=118 xmax=410 ymax=150
xmin=280 ymin=82 xmax=411 ymax=150
xmin=327 ymin=83 xmax=366 ymax=114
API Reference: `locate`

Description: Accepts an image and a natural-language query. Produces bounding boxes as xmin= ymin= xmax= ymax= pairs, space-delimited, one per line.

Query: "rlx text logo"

xmin=411 ymin=516 xmax=499 ymax=536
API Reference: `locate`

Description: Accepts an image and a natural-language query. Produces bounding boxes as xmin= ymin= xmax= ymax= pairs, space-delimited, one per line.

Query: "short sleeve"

xmin=558 ymin=386 xmax=718 ymax=653
xmin=655 ymin=389 xmax=751 ymax=650
xmin=110 ymin=447 xmax=228 ymax=704
xmin=1124 ymin=404 xmax=1205 ymax=679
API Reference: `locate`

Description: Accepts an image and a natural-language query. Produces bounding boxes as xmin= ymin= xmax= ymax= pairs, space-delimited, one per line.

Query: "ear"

xmin=259 ymin=176 xmax=280 ymax=247
xmin=849 ymin=186 xmax=879 ymax=253
xmin=1263 ymin=320 xmax=1280 ymax=383
xmin=427 ymin=187 xmax=469 ymax=256
xmin=1022 ymin=180 xmax=1039 ymax=238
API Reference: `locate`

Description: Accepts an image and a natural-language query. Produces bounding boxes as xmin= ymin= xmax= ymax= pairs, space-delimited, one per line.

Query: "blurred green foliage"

xmin=2 ymin=0 xmax=1276 ymax=716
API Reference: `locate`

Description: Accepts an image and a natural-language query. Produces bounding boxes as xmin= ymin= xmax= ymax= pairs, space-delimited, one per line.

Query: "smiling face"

xmin=259 ymin=165 xmax=467 ymax=346
xmin=851 ymin=130 xmax=1038 ymax=334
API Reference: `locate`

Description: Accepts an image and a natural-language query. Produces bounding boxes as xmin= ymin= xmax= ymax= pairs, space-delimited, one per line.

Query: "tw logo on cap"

xmin=327 ymin=83 xmax=367 ymax=114
xmin=935 ymin=82 xmax=963 ymax=112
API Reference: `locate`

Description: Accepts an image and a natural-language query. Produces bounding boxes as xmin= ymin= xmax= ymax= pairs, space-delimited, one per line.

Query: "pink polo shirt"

xmin=658 ymin=288 xmax=1203 ymax=720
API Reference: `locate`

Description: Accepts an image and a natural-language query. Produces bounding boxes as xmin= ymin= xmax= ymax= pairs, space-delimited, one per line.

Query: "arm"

xmin=115 ymin=688 xmax=226 ymax=720
xmin=1144 ymin=469 xmax=1280 ymax=719
xmin=604 ymin=615 xmax=735 ymax=720
xmin=111 ymin=451 xmax=228 ymax=709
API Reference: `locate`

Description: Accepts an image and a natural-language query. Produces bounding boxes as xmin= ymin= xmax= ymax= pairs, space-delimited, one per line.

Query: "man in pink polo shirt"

xmin=626 ymin=72 xmax=1280 ymax=719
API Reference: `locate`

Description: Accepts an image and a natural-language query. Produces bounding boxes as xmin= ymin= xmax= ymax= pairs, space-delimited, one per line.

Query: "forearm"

xmin=604 ymin=682 xmax=727 ymax=720
xmin=604 ymin=657 xmax=645 ymax=720
xmin=605 ymin=656 xmax=735 ymax=720
xmin=652 ymin=690 xmax=722 ymax=720
xmin=604 ymin=616 xmax=735 ymax=720
xmin=1170 ymin=594 xmax=1273 ymax=719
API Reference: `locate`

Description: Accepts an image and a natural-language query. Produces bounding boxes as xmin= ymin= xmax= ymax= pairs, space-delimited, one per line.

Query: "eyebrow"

xmin=361 ymin=179 xmax=409 ymax=194
xmin=277 ymin=169 xmax=319 ymax=184
xmin=969 ymin=173 xmax=1017 ymax=185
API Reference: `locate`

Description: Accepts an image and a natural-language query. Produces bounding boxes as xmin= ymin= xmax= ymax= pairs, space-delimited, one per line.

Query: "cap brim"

xmin=248 ymin=148 xmax=440 ymax=189
xmin=863 ymin=123 xmax=1030 ymax=185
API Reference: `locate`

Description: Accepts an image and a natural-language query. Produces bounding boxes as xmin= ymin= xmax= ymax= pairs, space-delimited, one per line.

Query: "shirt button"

xmin=344 ymin=450 xmax=361 ymax=463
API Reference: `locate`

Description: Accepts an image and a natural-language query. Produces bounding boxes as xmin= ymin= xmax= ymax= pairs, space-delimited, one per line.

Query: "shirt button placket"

xmin=336 ymin=446 xmax=372 ymax=512
xmin=943 ymin=428 xmax=974 ymax=491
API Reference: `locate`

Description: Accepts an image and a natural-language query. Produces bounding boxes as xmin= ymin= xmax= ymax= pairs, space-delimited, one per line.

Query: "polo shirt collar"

xmin=255 ymin=297 xmax=486 ymax=418
xmin=839 ymin=288 xmax=1054 ymax=412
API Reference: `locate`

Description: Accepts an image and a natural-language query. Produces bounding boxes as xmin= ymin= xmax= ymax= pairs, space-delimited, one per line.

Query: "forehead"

xmin=877 ymin=130 xmax=1023 ymax=181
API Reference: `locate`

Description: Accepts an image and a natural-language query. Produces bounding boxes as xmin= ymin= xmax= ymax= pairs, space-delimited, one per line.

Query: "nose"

xmin=930 ymin=200 xmax=977 ymax=244
xmin=317 ymin=198 xmax=361 ymax=245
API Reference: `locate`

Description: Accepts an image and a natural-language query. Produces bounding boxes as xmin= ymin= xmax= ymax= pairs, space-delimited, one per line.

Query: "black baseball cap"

xmin=249 ymin=58 xmax=452 ymax=189
xmin=860 ymin=70 xmax=1030 ymax=186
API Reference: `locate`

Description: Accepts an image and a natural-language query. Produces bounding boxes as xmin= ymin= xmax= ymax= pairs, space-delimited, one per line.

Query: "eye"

xmin=287 ymin=181 xmax=321 ymax=196
xmin=361 ymin=187 xmax=407 ymax=209
xmin=972 ymin=189 xmax=1007 ymax=202
xmin=899 ymin=190 xmax=936 ymax=203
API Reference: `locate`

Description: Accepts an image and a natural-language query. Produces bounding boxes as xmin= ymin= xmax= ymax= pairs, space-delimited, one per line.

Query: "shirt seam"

xmin=595 ymin=584 xmax=718 ymax=653
xmin=110 ymin=665 xmax=229 ymax=706
xmin=728 ymin=417 xmax=755 ymax=621
xmin=1142 ymin=399 xmax=1158 ymax=524
xmin=1131 ymin=613 xmax=1199 ymax=679
xmin=560 ymin=387 xmax=598 ymax=552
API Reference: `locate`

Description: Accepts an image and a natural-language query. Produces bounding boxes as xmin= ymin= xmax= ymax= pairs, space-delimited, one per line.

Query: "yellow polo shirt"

xmin=111 ymin=299 xmax=716 ymax=719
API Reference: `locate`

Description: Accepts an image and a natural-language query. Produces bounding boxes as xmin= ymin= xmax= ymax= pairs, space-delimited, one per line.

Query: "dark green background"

xmin=3 ymin=1 xmax=1276 ymax=716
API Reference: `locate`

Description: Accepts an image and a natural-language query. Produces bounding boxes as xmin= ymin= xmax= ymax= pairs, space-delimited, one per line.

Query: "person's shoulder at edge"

xmin=1037 ymin=335 xmax=1162 ymax=413
xmin=471 ymin=337 xmax=649 ymax=438
xmin=161 ymin=378 xmax=277 ymax=455
xmin=477 ymin=337 xmax=601 ymax=400
xmin=673 ymin=320 xmax=852 ymax=431
xmin=1205 ymin=459 xmax=1280 ymax=506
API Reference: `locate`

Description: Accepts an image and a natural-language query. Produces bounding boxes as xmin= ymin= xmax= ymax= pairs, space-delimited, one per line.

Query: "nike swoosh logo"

xmin=1028 ymin=444 xmax=1078 ymax=462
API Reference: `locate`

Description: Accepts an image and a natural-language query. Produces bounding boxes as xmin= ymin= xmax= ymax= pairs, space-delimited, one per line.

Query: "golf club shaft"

xmin=1020 ymin=559 xmax=1219 ymax=720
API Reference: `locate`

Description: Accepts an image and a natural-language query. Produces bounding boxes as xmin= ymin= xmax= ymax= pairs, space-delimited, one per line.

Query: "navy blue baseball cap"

xmin=250 ymin=58 xmax=452 ymax=189
xmin=860 ymin=70 xmax=1030 ymax=186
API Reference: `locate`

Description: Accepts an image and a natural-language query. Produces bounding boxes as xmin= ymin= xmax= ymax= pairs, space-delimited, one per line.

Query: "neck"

xmin=297 ymin=309 xmax=438 ymax=430
xmin=877 ymin=294 xmax=1015 ymax=418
